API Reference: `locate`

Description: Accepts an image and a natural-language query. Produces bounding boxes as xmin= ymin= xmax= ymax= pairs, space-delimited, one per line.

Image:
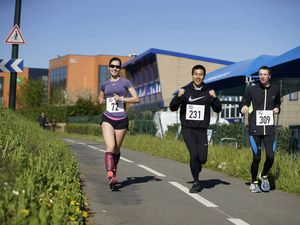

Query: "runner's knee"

xmin=199 ymin=158 xmax=207 ymax=164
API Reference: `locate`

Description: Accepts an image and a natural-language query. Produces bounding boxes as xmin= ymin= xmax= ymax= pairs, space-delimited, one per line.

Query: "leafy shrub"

xmin=211 ymin=123 xmax=247 ymax=148
xmin=276 ymin=127 xmax=290 ymax=152
xmin=17 ymin=106 xmax=68 ymax=123
xmin=67 ymin=115 xmax=102 ymax=124
xmin=127 ymin=110 xmax=157 ymax=135
xmin=17 ymin=97 xmax=105 ymax=124
xmin=65 ymin=123 xmax=102 ymax=136
xmin=164 ymin=123 xmax=183 ymax=140
xmin=67 ymin=96 xmax=104 ymax=117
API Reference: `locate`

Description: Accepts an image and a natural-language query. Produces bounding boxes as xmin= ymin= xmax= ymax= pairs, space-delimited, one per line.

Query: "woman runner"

xmin=98 ymin=57 xmax=139 ymax=189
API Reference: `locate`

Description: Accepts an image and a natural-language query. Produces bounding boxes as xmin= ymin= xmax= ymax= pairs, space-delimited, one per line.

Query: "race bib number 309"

xmin=186 ymin=104 xmax=205 ymax=121
xmin=256 ymin=110 xmax=273 ymax=126
xmin=106 ymin=97 xmax=124 ymax=113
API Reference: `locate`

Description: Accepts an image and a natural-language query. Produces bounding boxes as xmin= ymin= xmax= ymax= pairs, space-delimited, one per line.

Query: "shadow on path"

xmin=187 ymin=179 xmax=231 ymax=191
xmin=113 ymin=176 xmax=162 ymax=191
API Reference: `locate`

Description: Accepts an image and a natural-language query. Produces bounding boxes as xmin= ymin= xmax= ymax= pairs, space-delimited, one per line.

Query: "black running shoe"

xmin=189 ymin=181 xmax=201 ymax=193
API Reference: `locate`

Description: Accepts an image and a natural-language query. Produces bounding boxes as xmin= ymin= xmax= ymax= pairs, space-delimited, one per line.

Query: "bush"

xmin=17 ymin=96 xmax=105 ymax=124
xmin=211 ymin=123 xmax=247 ymax=148
xmin=127 ymin=110 xmax=157 ymax=135
xmin=276 ymin=127 xmax=290 ymax=152
xmin=67 ymin=96 xmax=104 ymax=117
xmin=164 ymin=124 xmax=183 ymax=140
xmin=211 ymin=123 xmax=290 ymax=151
xmin=65 ymin=123 xmax=102 ymax=136
xmin=68 ymin=115 xmax=101 ymax=124
xmin=17 ymin=106 xmax=68 ymax=123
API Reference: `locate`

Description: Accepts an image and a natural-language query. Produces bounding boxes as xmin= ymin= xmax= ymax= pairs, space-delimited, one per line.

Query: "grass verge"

xmin=0 ymin=108 xmax=88 ymax=225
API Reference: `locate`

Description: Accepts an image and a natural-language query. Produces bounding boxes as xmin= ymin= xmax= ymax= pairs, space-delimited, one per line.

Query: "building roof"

xmin=123 ymin=48 xmax=234 ymax=67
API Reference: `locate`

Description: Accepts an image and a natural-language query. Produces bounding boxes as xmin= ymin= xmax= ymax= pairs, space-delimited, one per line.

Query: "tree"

xmin=17 ymin=79 xmax=48 ymax=108
xmin=67 ymin=96 xmax=104 ymax=116
xmin=49 ymin=86 xmax=66 ymax=105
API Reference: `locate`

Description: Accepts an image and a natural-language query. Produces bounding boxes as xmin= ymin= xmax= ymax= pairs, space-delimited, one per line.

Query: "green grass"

xmin=0 ymin=108 xmax=88 ymax=225
xmin=59 ymin=131 xmax=300 ymax=195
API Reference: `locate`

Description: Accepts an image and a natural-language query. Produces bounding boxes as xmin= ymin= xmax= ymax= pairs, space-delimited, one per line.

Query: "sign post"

xmin=8 ymin=0 xmax=23 ymax=110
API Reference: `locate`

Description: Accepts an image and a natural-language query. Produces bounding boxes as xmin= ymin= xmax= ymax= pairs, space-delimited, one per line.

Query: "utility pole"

xmin=9 ymin=0 xmax=22 ymax=110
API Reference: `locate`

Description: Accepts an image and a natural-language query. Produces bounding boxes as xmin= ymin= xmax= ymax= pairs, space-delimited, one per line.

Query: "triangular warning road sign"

xmin=5 ymin=25 xmax=26 ymax=44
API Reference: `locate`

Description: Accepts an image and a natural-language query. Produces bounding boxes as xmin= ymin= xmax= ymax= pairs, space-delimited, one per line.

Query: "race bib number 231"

xmin=186 ymin=104 xmax=205 ymax=121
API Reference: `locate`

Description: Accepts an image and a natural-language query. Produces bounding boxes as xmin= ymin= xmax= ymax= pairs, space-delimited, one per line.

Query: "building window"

xmin=219 ymin=95 xmax=243 ymax=120
xmin=289 ymin=125 xmax=300 ymax=152
xmin=50 ymin=66 xmax=67 ymax=103
xmin=289 ymin=92 xmax=298 ymax=101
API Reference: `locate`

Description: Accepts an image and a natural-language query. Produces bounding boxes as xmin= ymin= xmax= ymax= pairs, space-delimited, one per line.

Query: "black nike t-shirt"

xmin=169 ymin=82 xmax=222 ymax=129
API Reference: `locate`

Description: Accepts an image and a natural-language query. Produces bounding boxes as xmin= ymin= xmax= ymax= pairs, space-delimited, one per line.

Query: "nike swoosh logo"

xmin=188 ymin=96 xmax=206 ymax=102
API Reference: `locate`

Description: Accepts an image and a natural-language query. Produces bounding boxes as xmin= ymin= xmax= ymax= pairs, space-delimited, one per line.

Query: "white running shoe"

xmin=250 ymin=181 xmax=261 ymax=193
xmin=259 ymin=173 xmax=270 ymax=192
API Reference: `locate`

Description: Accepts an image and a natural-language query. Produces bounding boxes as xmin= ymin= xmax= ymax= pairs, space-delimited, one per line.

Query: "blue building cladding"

xmin=125 ymin=53 xmax=163 ymax=110
xmin=124 ymin=48 xmax=233 ymax=110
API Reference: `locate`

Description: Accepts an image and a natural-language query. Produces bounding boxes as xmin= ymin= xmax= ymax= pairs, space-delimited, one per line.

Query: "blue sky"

xmin=1 ymin=0 xmax=299 ymax=68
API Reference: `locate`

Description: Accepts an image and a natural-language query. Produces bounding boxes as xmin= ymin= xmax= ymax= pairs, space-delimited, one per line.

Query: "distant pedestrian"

xmin=169 ymin=64 xmax=222 ymax=193
xmin=98 ymin=57 xmax=139 ymax=189
xmin=240 ymin=66 xmax=281 ymax=193
xmin=38 ymin=112 xmax=49 ymax=129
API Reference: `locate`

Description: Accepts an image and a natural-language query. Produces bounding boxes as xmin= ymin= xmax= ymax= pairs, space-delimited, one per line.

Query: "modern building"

xmin=0 ymin=68 xmax=48 ymax=107
xmin=123 ymin=48 xmax=234 ymax=110
xmin=48 ymin=54 xmax=132 ymax=104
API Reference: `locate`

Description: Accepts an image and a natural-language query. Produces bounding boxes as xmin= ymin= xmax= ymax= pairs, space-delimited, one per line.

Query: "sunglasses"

xmin=109 ymin=65 xmax=121 ymax=69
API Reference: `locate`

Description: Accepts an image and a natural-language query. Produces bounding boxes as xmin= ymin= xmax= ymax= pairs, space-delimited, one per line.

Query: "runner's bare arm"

xmin=98 ymin=91 xmax=105 ymax=104
xmin=116 ymin=87 xmax=139 ymax=103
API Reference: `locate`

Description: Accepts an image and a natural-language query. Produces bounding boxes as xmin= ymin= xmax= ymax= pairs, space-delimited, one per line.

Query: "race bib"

xmin=106 ymin=97 xmax=124 ymax=113
xmin=256 ymin=110 xmax=274 ymax=126
xmin=186 ymin=104 xmax=205 ymax=121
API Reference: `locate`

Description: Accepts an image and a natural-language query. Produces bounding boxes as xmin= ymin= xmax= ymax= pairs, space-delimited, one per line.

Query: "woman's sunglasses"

xmin=109 ymin=65 xmax=121 ymax=69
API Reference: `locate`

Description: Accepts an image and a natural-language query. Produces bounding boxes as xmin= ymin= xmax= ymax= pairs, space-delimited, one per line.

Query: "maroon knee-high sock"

xmin=105 ymin=152 xmax=115 ymax=172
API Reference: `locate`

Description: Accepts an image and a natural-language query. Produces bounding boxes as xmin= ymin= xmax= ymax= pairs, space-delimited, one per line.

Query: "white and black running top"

xmin=240 ymin=83 xmax=281 ymax=136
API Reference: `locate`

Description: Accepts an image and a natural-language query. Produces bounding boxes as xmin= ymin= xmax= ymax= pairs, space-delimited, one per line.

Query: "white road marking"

xmin=76 ymin=142 xmax=86 ymax=145
xmin=68 ymin=139 xmax=250 ymax=225
xmin=169 ymin=181 xmax=218 ymax=207
xmin=137 ymin=164 xmax=166 ymax=177
xmin=87 ymin=145 xmax=105 ymax=153
xmin=120 ymin=157 xmax=134 ymax=163
xmin=228 ymin=218 xmax=250 ymax=225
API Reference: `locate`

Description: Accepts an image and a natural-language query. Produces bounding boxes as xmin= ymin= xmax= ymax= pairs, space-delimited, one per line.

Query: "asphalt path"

xmin=65 ymin=138 xmax=300 ymax=225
